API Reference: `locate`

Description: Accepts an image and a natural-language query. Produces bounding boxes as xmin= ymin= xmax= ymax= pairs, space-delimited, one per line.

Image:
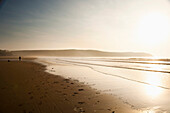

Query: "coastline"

xmin=0 ymin=60 xmax=140 ymax=113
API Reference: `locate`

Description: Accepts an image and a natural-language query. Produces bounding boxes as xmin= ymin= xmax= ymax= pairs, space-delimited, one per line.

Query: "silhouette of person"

xmin=19 ymin=56 xmax=21 ymax=61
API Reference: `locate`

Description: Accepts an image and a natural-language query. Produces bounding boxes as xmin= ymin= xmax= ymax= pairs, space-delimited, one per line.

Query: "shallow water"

xmin=36 ymin=57 xmax=170 ymax=113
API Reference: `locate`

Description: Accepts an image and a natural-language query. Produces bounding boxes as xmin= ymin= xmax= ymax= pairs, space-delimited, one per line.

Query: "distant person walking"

xmin=19 ymin=56 xmax=22 ymax=61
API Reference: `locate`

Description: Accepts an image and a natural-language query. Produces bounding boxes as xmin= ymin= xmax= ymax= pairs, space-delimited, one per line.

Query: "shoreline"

xmin=0 ymin=60 xmax=140 ymax=113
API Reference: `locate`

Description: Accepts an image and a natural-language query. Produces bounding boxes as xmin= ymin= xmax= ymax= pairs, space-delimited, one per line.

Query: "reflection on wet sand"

xmin=145 ymin=73 xmax=163 ymax=98
xmin=145 ymin=85 xmax=163 ymax=98
xmin=37 ymin=57 xmax=170 ymax=112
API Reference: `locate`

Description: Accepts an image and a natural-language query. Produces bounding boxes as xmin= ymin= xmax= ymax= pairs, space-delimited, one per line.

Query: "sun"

xmin=136 ymin=13 xmax=170 ymax=46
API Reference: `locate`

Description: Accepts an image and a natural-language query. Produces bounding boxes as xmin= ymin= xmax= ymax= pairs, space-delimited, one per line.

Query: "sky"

xmin=0 ymin=0 xmax=170 ymax=57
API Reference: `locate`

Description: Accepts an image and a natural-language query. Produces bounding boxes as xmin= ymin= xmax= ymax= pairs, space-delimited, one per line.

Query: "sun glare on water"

xmin=137 ymin=13 xmax=170 ymax=46
xmin=145 ymin=72 xmax=163 ymax=98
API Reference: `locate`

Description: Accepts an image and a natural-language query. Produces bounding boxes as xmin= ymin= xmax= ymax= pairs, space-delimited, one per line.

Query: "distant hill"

xmin=12 ymin=49 xmax=152 ymax=57
xmin=0 ymin=50 xmax=13 ymax=56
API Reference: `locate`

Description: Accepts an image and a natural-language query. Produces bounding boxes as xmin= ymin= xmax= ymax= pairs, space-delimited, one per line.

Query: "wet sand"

xmin=0 ymin=60 xmax=140 ymax=113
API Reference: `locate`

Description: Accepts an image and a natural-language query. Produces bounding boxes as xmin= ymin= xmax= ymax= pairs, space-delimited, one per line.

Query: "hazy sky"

xmin=0 ymin=0 xmax=170 ymax=57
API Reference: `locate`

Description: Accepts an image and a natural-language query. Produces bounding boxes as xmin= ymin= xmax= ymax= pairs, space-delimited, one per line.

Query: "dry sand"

xmin=0 ymin=60 xmax=141 ymax=113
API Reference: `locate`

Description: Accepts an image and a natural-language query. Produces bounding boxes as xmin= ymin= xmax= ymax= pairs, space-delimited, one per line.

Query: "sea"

xmin=36 ymin=57 xmax=170 ymax=113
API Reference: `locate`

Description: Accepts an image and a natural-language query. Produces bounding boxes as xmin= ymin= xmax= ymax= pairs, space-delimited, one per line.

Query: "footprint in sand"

xmin=78 ymin=102 xmax=85 ymax=105
xmin=64 ymin=79 xmax=70 ymax=83
xmin=74 ymin=107 xmax=85 ymax=113
xmin=107 ymin=108 xmax=115 ymax=113
xmin=40 ymin=96 xmax=44 ymax=99
xmin=18 ymin=104 xmax=23 ymax=107
xmin=56 ymin=90 xmax=61 ymax=93
xmin=96 ymin=92 xmax=100 ymax=94
xmin=107 ymin=108 xmax=111 ymax=111
xmin=42 ymin=82 xmax=45 ymax=85
xmin=78 ymin=89 xmax=84 ymax=91
xmin=30 ymin=96 xmax=33 ymax=99
xmin=28 ymin=92 xmax=32 ymax=95
xmin=74 ymin=92 xmax=78 ymax=95
xmin=38 ymin=101 xmax=42 ymax=105
xmin=63 ymin=93 xmax=67 ymax=96
xmin=53 ymin=81 xmax=58 ymax=84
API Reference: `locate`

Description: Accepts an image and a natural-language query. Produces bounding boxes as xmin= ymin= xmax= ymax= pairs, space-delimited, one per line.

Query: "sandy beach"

xmin=0 ymin=60 xmax=140 ymax=113
xmin=1 ymin=0 xmax=170 ymax=112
